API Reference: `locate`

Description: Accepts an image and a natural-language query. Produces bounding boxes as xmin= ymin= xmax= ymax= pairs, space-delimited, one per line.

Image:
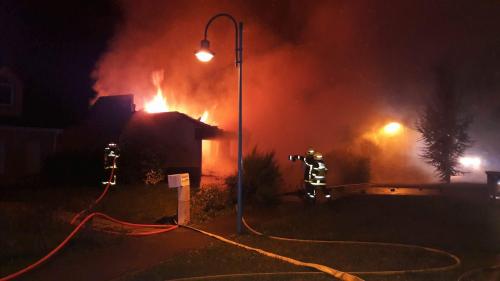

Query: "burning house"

xmin=60 ymin=94 xmax=230 ymax=187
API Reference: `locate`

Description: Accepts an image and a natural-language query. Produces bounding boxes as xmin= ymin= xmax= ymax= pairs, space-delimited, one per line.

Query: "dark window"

xmin=0 ymin=83 xmax=13 ymax=105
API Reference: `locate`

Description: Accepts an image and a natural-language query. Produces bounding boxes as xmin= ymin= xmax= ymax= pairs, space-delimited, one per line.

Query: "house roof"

xmin=130 ymin=110 xmax=224 ymax=140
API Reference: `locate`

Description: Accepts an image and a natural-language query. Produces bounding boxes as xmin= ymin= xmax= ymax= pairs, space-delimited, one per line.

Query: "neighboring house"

xmin=0 ymin=67 xmax=61 ymax=183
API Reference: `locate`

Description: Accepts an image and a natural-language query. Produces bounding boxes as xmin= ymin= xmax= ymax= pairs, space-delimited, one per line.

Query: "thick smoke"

xmin=93 ymin=0 xmax=500 ymax=185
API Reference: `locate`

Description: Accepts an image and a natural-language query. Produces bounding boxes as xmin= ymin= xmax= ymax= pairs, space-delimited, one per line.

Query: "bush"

xmin=144 ymin=169 xmax=165 ymax=185
xmin=191 ymin=185 xmax=230 ymax=222
xmin=226 ymin=148 xmax=282 ymax=205
xmin=118 ymin=136 xmax=166 ymax=184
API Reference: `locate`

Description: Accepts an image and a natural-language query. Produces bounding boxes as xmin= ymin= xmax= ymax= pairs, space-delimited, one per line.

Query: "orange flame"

xmin=144 ymin=70 xmax=214 ymax=125
xmin=145 ymin=70 xmax=169 ymax=113
xmin=145 ymin=88 xmax=169 ymax=113
xmin=200 ymin=111 xmax=209 ymax=123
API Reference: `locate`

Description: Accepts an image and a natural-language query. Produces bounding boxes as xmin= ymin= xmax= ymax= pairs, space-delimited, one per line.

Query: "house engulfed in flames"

xmin=61 ymin=94 xmax=232 ymax=187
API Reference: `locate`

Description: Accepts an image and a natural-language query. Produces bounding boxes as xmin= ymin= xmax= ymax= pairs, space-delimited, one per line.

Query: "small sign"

xmin=168 ymin=173 xmax=190 ymax=188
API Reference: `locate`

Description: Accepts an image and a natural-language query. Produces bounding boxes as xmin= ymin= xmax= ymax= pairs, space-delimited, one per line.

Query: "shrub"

xmin=144 ymin=169 xmax=165 ymax=185
xmin=226 ymin=148 xmax=282 ymax=204
xmin=118 ymin=135 xmax=166 ymax=184
xmin=191 ymin=185 xmax=230 ymax=222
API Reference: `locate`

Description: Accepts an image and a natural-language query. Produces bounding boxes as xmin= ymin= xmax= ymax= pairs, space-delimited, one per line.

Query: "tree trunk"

xmin=445 ymin=174 xmax=451 ymax=184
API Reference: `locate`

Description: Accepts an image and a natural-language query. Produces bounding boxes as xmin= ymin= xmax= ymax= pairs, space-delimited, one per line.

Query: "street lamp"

xmin=196 ymin=13 xmax=244 ymax=234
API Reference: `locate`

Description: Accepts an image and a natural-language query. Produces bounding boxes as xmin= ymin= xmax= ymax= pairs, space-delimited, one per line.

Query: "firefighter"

xmin=289 ymin=148 xmax=315 ymax=198
xmin=310 ymin=152 xmax=330 ymax=199
xmin=103 ymin=142 xmax=120 ymax=185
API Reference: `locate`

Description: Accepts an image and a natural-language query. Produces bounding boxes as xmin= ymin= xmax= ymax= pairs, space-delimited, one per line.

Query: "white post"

xmin=168 ymin=173 xmax=190 ymax=224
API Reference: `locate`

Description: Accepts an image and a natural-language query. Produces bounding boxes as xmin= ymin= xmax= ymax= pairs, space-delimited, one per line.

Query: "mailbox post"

xmin=168 ymin=173 xmax=190 ymax=224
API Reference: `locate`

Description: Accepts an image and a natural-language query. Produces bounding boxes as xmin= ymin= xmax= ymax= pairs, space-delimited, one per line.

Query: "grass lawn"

xmin=1 ymin=183 xmax=498 ymax=281
xmin=0 ymin=183 xmax=178 ymax=277
xmin=116 ymin=195 xmax=499 ymax=281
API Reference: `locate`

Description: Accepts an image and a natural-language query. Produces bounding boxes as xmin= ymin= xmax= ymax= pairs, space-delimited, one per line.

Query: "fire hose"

xmin=242 ymin=217 xmax=461 ymax=275
xmin=180 ymin=224 xmax=363 ymax=281
xmin=163 ymin=184 xmax=462 ymax=281
xmin=0 ymin=148 xmax=471 ymax=281
xmin=70 ymin=158 xmax=116 ymax=225
xmin=457 ymin=264 xmax=500 ymax=281
xmin=0 ymin=212 xmax=177 ymax=281
xmin=163 ymin=215 xmax=460 ymax=281
xmin=0 ymin=146 xmax=178 ymax=281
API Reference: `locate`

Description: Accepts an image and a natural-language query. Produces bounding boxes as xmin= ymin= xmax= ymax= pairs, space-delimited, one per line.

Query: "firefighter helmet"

xmin=307 ymin=148 xmax=315 ymax=156
xmin=313 ymin=152 xmax=323 ymax=161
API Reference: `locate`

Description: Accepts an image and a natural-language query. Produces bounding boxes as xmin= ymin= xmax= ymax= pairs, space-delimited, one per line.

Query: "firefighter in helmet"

xmin=103 ymin=142 xmax=120 ymax=185
xmin=290 ymin=148 xmax=330 ymax=199
xmin=309 ymin=152 xmax=330 ymax=199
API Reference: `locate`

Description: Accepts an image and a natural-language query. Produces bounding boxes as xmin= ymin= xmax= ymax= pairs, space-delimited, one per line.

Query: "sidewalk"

xmin=17 ymin=214 xmax=238 ymax=281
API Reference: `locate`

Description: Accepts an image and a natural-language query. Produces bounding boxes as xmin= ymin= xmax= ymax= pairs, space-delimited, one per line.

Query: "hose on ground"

xmin=457 ymin=264 xmax=500 ymax=281
xmin=180 ymin=224 xmax=364 ymax=281
xmin=0 ymin=212 xmax=177 ymax=281
xmin=70 ymin=161 xmax=116 ymax=225
xmin=242 ymin=217 xmax=461 ymax=275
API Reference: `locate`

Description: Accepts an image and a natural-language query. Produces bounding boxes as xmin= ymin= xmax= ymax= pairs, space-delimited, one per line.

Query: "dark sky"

xmin=1 ymin=0 xmax=500 ymax=179
xmin=0 ymin=0 xmax=121 ymax=126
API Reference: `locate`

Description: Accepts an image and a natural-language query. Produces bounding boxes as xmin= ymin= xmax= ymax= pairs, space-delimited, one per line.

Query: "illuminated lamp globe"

xmin=195 ymin=39 xmax=214 ymax=62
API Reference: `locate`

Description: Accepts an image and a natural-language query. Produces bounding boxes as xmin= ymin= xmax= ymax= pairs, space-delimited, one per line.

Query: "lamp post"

xmin=196 ymin=13 xmax=244 ymax=234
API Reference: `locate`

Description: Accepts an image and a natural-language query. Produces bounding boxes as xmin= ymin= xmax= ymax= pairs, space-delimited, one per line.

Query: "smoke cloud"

xmin=93 ymin=0 xmax=500 ymax=185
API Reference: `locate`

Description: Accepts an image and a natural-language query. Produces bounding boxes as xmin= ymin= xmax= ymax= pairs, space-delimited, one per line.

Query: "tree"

xmin=416 ymin=65 xmax=473 ymax=183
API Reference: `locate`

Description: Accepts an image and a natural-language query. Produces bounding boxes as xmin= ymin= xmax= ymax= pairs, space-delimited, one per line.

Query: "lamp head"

xmin=195 ymin=39 xmax=214 ymax=62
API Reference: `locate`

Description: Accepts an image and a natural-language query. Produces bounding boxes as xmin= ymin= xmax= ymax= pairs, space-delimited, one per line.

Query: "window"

xmin=0 ymin=82 xmax=13 ymax=106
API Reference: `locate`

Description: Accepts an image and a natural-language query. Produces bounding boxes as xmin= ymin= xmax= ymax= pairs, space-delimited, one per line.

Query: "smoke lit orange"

xmin=144 ymin=70 xmax=212 ymax=124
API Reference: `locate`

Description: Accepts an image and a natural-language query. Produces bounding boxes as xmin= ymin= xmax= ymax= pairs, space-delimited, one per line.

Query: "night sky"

xmin=1 ymin=0 xmax=500 ymax=180
xmin=0 ymin=0 xmax=121 ymax=127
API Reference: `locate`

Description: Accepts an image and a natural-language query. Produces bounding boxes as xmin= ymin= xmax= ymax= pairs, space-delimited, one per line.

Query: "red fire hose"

xmin=1 ymin=158 xmax=178 ymax=281
xmin=0 ymin=212 xmax=177 ymax=281
xmin=70 ymin=162 xmax=116 ymax=225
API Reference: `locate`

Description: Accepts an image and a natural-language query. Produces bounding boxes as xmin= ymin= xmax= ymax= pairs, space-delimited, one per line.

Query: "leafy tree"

xmin=416 ymin=65 xmax=473 ymax=183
